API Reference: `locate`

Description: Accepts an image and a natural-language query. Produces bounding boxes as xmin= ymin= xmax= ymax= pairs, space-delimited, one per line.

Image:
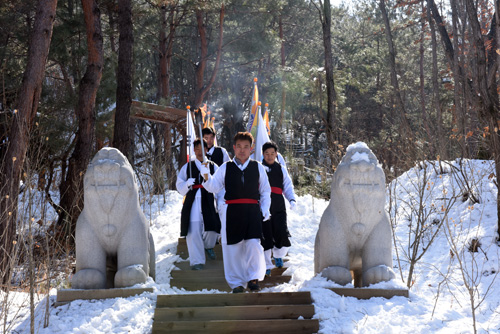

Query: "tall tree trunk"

xmin=158 ymin=3 xmax=184 ymax=191
xmin=420 ymin=2 xmax=433 ymax=157
xmin=163 ymin=124 xmax=176 ymax=190
xmin=427 ymin=4 xmax=445 ymax=159
xmin=314 ymin=0 xmax=337 ymax=170
xmin=379 ymin=0 xmax=412 ymax=143
xmin=428 ymin=0 xmax=470 ymax=157
xmin=113 ymin=0 xmax=133 ymax=157
xmin=0 ymin=0 xmax=57 ymax=285
xmin=276 ymin=13 xmax=286 ymax=143
xmin=193 ymin=3 xmax=224 ymax=107
xmin=465 ymin=0 xmax=500 ymax=240
xmin=495 ymin=0 xmax=500 ymax=241
xmin=159 ymin=3 xmax=184 ymax=100
xmin=57 ymin=0 xmax=104 ymax=238
xmin=152 ymin=123 xmax=165 ymax=194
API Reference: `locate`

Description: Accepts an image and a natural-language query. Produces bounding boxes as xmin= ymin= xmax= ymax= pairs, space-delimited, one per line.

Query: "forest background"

xmin=1 ymin=0 xmax=500 ymax=302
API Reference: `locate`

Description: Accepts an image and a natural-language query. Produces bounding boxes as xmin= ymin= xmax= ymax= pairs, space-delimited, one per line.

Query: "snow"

xmin=351 ymin=151 xmax=370 ymax=163
xmin=6 ymin=159 xmax=500 ymax=333
xmin=346 ymin=141 xmax=370 ymax=153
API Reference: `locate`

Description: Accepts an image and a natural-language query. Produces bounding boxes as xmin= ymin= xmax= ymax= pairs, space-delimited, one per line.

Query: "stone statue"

xmin=314 ymin=142 xmax=395 ymax=287
xmin=72 ymin=147 xmax=155 ymax=289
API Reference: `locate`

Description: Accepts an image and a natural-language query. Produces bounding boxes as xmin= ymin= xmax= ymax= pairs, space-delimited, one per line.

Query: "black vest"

xmin=207 ymin=147 xmax=224 ymax=166
xmin=263 ymin=161 xmax=286 ymax=213
xmin=261 ymin=161 xmax=290 ymax=249
xmin=180 ymin=161 xmax=221 ymax=237
xmin=224 ymin=160 xmax=262 ymax=245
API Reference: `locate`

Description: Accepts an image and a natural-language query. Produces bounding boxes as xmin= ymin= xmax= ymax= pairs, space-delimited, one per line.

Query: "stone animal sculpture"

xmin=314 ymin=142 xmax=395 ymax=287
xmin=72 ymin=147 xmax=155 ymax=289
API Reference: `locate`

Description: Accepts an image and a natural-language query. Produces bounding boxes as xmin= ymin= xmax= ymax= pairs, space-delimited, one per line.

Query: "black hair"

xmin=233 ymin=131 xmax=254 ymax=145
xmin=202 ymin=127 xmax=215 ymax=136
xmin=193 ymin=138 xmax=208 ymax=148
xmin=262 ymin=141 xmax=278 ymax=153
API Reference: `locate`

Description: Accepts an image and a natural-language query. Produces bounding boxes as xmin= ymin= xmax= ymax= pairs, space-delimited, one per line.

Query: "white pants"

xmin=264 ymin=247 xmax=289 ymax=270
xmin=222 ymin=239 xmax=266 ymax=289
xmin=186 ymin=219 xmax=218 ymax=266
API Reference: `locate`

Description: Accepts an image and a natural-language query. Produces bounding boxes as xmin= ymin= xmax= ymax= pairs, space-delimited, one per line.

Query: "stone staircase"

xmin=152 ymin=291 xmax=319 ymax=334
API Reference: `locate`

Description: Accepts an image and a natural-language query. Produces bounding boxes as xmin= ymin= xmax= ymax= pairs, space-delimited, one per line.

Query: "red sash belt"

xmin=271 ymin=187 xmax=283 ymax=195
xmin=225 ymin=199 xmax=258 ymax=204
xmin=192 ymin=184 xmax=204 ymax=189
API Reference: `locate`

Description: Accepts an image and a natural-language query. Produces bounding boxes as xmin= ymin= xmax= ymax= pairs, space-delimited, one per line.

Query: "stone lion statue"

xmin=72 ymin=147 xmax=155 ymax=289
xmin=314 ymin=142 xmax=395 ymax=287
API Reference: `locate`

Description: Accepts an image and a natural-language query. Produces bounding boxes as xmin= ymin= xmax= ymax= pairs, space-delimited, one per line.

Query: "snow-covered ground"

xmin=4 ymin=159 xmax=500 ymax=333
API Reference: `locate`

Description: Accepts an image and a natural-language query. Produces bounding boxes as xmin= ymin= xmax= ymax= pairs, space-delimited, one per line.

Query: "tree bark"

xmin=427 ymin=4 xmax=445 ymax=159
xmin=379 ymin=0 xmax=412 ymax=142
xmin=113 ymin=0 xmax=133 ymax=157
xmin=465 ymin=0 xmax=500 ymax=240
xmin=0 ymin=0 xmax=58 ymax=285
xmin=57 ymin=0 xmax=104 ymax=238
xmin=314 ymin=0 xmax=337 ymax=170
xmin=158 ymin=2 xmax=184 ymax=191
xmin=193 ymin=3 xmax=224 ymax=108
xmin=276 ymin=13 xmax=286 ymax=143
xmin=420 ymin=2 xmax=433 ymax=157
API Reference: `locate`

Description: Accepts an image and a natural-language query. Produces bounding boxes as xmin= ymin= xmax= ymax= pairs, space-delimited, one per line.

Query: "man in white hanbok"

xmin=176 ymin=139 xmax=222 ymax=270
xmin=201 ymin=132 xmax=271 ymax=293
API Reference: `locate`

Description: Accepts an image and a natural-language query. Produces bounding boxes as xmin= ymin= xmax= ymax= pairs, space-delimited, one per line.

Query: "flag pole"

xmin=195 ymin=107 xmax=209 ymax=180
xmin=186 ymin=105 xmax=193 ymax=187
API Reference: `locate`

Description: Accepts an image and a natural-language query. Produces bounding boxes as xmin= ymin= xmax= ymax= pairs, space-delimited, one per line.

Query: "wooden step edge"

xmin=56 ymin=287 xmax=154 ymax=304
xmin=328 ymin=287 xmax=409 ymax=299
xmin=170 ymin=278 xmax=289 ymax=291
xmin=153 ymin=304 xmax=316 ymax=322
xmin=152 ymin=319 xmax=320 ymax=334
xmin=157 ymin=291 xmax=313 ymax=308
xmin=170 ymin=275 xmax=291 ymax=283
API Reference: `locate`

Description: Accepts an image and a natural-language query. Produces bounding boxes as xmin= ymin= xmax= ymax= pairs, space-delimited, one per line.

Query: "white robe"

xmin=203 ymin=159 xmax=271 ymax=288
xmin=262 ymin=163 xmax=296 ymax=269
xmin=176 ymin=159 xmax=222 ymax=266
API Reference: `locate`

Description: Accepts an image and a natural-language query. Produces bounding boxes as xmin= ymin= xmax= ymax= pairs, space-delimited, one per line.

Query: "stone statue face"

xmin=332 ymin=144 xmax=386 ymax=215
xmin=84 ymin=147 xmax=138 ymax=214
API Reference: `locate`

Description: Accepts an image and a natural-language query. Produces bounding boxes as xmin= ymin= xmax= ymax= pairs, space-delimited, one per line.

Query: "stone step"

xmin=152 ymin=319 xmax=319 ymax=334
xmin=154 ymin=304 xmax=315 ymax=321
xmin=157 ymin=291 xmax=313 ymax=308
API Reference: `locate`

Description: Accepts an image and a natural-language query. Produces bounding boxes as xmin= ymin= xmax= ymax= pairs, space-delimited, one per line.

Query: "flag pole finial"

xmin=254 ymin=77 xmax=258 ymax=82
xmin=265 ymin=103 xmax=269 ymax=107
xmin=186 ymin=105 xmax=191 ymax=110
xmin=258 ymin=101 xmax=262 ymax=106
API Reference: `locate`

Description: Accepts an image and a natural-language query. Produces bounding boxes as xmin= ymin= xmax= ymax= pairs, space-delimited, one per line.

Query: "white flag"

xmin=186 ymin=110 xmax=197 ymax=161
xmin=254 ymin=105 xmax=270 ymax=162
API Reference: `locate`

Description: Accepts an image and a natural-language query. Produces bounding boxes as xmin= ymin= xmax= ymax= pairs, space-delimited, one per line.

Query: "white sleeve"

xmin=282 ymin=165 xmax=296 ymax=203
xmin=203 ymin=162 xmax=226 ymax=194
xmin=278 ymin=152 xmax=286 ymax=167
xmin=257 ymin=163 xmax=271 ymax=214
xmin=176 ymin=163 xmax=190 ymax=196
xmin=211 ymin=163 xmax=225 ymax=204
xmin=221 ymin=147 xmax=231 ymax=163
